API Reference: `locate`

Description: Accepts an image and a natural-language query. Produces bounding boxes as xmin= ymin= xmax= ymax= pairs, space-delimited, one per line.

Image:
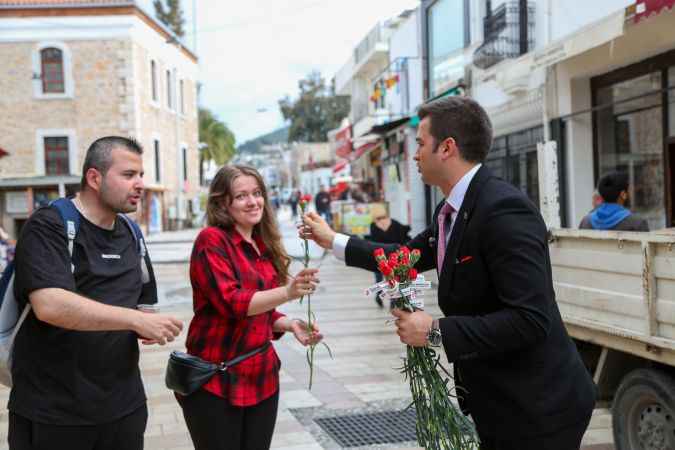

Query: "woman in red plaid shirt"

xmin=177 ymin=165 xmax=322 ymax=450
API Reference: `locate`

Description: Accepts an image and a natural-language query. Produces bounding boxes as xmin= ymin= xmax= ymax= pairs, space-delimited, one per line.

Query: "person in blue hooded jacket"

xmin=579 ymin=171 xmax=649 ymax=231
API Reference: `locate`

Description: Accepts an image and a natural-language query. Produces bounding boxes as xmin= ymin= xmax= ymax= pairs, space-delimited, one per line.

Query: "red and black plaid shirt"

xmin=186 ymin=226 xmax=286 ymax=406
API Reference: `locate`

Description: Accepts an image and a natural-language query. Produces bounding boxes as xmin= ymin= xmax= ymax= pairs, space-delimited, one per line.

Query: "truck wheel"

xmin=612 ymin=368 xmax=675 ymax=450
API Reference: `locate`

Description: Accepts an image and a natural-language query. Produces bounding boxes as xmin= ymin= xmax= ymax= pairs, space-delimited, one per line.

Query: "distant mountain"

xmin=237 ymin=126 xmax=289 ymax=154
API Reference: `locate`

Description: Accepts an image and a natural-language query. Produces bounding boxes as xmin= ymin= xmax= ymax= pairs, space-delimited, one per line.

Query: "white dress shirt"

xmin=332 ymin=164 xmax=482 ymax=260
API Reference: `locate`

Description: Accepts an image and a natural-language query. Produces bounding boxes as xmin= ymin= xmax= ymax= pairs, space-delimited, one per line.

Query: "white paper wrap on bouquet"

xmin=365 ymin=275 xmax=431 ymax=309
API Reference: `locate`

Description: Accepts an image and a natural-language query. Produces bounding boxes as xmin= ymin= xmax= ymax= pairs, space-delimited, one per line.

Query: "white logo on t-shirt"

xmin=101 ymin=254 xmax=121 ymax=259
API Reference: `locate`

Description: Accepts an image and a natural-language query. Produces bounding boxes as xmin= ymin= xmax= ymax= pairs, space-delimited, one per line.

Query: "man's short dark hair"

xmin=598 ymin=171 xmax=629 ymax=203
xmin=417 ymin=96 xmax=493 ymax=162
xmin=81 ymin=136 xmax=143 ymax=189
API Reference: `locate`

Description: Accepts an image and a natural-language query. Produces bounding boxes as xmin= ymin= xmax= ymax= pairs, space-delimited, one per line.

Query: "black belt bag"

xmin=166 ymin=342 xmax=271 ymax=396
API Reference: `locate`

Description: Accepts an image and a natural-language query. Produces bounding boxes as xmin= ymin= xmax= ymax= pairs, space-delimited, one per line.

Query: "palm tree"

xmin=199 ymin=108 xmax=236 ymax=182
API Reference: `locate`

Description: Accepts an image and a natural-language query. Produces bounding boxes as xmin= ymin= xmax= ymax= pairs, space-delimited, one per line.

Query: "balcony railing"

xmin=473 ymin=1 xmax=535 ymax=70
xmin=354 ymin=23 xmax=385 ymax=65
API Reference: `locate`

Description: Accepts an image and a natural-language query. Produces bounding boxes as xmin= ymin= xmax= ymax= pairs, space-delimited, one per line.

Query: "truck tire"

xmin=612 ymin=368 xmax=675 ymax=450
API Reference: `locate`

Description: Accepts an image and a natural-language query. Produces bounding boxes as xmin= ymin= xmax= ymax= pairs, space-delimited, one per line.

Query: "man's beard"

xmin=100 ymin=180 xmax=137 ymax=214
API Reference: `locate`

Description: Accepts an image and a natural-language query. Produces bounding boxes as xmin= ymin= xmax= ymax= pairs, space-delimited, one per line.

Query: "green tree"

xmin=153 ymin=0 xmax=185 ymax=38
xmin=279 ymin=71 xmax=350 ymax=142
xmin=199 ymin=108 xmax=236 ymax=167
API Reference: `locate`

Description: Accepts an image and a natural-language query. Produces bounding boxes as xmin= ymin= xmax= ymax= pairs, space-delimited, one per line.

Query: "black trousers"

xmin=8 ymin=404 xmax=147 ymax=450
xmin=478 ymin=415 xmax=591 ymax=450
xmin=177 ymin=388 xmax=279 ymax=450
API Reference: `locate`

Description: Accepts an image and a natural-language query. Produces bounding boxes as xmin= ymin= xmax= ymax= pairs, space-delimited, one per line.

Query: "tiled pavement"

xmin=0 ymin=217 xmax=616 ymax=449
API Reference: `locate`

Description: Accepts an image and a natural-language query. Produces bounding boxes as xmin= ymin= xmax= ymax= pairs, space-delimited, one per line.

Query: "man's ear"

xmin=84 ymin=168 xmax=103 ymax=193
xmin=440 ymin=137 xmax=457 ymax=160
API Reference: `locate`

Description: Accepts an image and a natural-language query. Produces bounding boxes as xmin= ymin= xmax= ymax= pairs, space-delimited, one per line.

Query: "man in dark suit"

xmin=579 ymin=171 xmax=649 ymax=231
xmin=301 ymin=96 xmax=596 ymax=450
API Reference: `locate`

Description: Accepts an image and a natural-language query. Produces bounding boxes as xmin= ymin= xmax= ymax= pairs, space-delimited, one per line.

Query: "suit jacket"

xmin=345 ymin=166 xmax=596 ymax=439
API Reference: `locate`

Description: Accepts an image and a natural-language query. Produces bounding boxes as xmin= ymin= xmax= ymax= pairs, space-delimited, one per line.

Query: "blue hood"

xmin=590 ymin=203 xmax=631 ymax=230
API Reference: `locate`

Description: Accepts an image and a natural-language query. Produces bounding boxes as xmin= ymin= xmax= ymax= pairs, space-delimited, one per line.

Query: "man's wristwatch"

xmin=427 ymin=319 xmax=442 ymax=347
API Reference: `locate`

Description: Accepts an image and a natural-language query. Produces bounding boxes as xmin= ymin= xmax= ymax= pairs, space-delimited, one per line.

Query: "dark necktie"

xmin=437 ymin=202 xmax=454 ymax=269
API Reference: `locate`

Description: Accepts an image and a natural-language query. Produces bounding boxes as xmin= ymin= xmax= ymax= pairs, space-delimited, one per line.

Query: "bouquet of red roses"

xmin=371 ymin=246 xmax=479 ymax=450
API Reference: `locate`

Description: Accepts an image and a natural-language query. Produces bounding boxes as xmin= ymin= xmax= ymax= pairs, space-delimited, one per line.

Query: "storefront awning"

xmin=351 ymin=141 xmax=379 ymax=161
xmin=334 ymin=124 xmax=353 ymax=159
xmin=531 ymin=9 xmax=626 ymax=70
xmin=632 ymin=0 xmax=675 ymax=24
xmin=332 ymin=159 xmax=348 ymax=173
xmin=367 ymin=117 xmax=411 ymax=135
xmin=410 ymin=86 xmax=464 ymax=127
xmin=0 ymin=175 xmax=80 ymax=188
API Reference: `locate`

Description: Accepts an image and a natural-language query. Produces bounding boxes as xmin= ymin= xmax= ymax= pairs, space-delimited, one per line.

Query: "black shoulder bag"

xmin=166 ymin=342 xmax=271 ymax=396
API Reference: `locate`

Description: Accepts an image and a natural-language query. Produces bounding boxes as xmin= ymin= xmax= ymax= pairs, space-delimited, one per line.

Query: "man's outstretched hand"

xmin=299 ymin=212 xmax=336 ymax=250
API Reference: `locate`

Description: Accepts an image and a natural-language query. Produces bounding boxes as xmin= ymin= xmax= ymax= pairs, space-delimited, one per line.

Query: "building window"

xmin=182 ymin=147 xmax=188 ymax=181
xmin=166 ymin=70 xmax=173 ymax=109
xmin=154 ymin=139 xmax=161 ymax=182
xmin=486 ymin=126 xmax=543 ymax=208
xmin=44 ymin=136 xmax=69 ymax=175
xmin=595 ymin=71 xmax=664 ymax=229
xmin=40 ymin=47 xmax=65 ymax=94
xmin=426 ymin=0 xmax=469 ymax=97
xmin=151 ymin=60 xmax=158 ymax=102
xmin=179 ymin=79 xmax=185 ymax=114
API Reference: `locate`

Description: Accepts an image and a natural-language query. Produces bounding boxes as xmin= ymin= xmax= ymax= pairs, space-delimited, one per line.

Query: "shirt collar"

xmin=228 ymin=226 xmax=267 ymax=253
xmin=447 ymin=163 xmax=482 ymax=212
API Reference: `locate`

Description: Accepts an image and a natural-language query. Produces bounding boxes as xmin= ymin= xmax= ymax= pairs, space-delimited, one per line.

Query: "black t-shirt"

xmin=368 ymin=219 xmax=411 ymax=245
xmin=9 ymin=206 xmax=156 ymax=425
xmin=314 ymin=192 xmax=331 ymax=212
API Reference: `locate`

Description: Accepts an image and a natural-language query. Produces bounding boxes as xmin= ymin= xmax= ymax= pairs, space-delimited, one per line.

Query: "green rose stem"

xmin=298 ymin=198 xmax=332 ymax=390
xmin=376 ymin=248 xmax=480 ymax=450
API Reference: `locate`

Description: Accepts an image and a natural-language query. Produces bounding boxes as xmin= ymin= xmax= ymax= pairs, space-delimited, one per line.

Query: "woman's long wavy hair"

xmin=206 ymin=164 xmax=290 ymax=284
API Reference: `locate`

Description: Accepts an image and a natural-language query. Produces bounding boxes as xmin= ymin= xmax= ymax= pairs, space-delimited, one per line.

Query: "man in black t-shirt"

xmin=9 ymin=136 xmax=183 ymax=450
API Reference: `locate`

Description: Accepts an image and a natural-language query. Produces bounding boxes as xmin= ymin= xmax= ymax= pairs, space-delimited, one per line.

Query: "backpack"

xmin=0 ymin=198 xmax=150 ymax=387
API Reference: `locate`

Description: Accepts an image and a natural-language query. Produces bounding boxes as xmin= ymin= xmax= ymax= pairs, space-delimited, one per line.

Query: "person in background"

xmin=177 ymin=165 xmax=323 ymax=450
xmin=366 ymin=205 xmax=411 ymax=307
xmin=579 ymin=171 xmax=648 ymax=231
xmin=314 ymin=185 xmax=332 ymax=225
xmin=289 ymin=189 xmax=301 ymax=218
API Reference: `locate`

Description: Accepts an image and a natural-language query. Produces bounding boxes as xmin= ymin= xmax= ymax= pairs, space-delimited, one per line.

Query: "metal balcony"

xmin=473 ymin=1 xmax=535 ymax=70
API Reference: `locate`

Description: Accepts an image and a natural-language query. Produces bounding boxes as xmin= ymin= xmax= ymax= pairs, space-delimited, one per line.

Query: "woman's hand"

xmin=286 ymin=268 xmax=319 ymax=300
xmin=290 ymin=319 xmax=323 ymax=346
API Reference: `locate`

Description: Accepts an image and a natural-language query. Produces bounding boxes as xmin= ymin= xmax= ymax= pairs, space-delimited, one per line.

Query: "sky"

xmin=140 ymin=0 xmax=420 ymax=144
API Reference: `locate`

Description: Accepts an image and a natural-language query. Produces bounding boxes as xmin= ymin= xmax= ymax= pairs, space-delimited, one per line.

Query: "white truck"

xmin=549 ymin=228 xmax=675 ymax=450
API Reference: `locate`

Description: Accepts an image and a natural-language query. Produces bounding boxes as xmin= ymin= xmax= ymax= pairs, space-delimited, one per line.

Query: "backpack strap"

xmin=118 ymin=215 xmax=152 ymax=285
xmin=50 ymin=198 xmax=80 ymax=272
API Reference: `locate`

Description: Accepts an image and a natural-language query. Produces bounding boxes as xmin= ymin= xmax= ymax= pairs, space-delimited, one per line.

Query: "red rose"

xmin=388 ymin=279 xmax=397 ymax=288
xmin=400 ymin=254 xmax=410 ymax=266
xmin=381 ymin=265 xmax=393 ymax=277
xmin=388 ymin=252 xmax=398 ymax=264
xmin=411 ymin=249 xmax=421 ymax=258
xmin=373 ymin=248 xmax=385 ymax=258
xmin=408 ymin=268 xmax=418 ymax=280
xmin=400 ymin=246 xmax=411 ymax=256
xmin=302 ymin=194 xmax=312 ymax=202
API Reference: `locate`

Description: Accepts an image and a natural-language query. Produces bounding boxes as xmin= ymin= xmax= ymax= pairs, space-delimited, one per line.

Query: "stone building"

xmin=0 ymin=0 xmax=200 ymax=237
